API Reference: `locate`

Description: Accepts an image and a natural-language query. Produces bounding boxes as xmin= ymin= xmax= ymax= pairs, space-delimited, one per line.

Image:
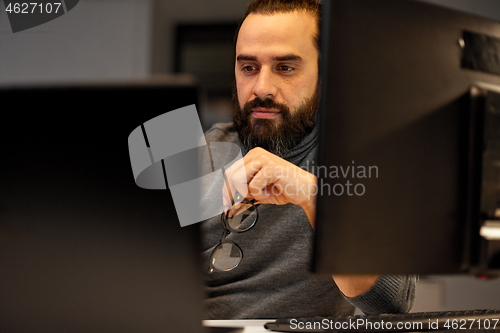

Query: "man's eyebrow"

xmin=236 ymin=54 xmax=303 ymax=62
xmin=272 ymin=54 xmax=302 ymax=62
xmin=236 ymin=55 xmax=257 ymax=61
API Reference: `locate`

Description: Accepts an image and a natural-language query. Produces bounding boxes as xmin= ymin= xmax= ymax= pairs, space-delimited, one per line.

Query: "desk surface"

xmin=204 ymin=320 xmax=271 ymax=333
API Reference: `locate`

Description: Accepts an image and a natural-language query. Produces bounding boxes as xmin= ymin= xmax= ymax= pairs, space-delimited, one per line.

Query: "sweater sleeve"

xmin=342 ymin=275 xmax=418 ymax=314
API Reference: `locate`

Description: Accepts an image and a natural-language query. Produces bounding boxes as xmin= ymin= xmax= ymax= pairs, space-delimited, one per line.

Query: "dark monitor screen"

xmin=314 ymin=0 xmax=500 ymax=275
xmin=0 ymin=78 xmax=205 ymax=332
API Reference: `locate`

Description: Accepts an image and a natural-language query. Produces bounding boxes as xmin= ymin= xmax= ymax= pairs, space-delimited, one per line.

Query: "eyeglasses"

xmin=208 ymin=192 xmax=259 ymax=274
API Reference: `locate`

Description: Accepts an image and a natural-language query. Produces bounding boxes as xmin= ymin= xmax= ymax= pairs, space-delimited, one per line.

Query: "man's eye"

xmin=242 ymin=66 xmax=257 ymax=73
xmin=278 ymin=65 xmax=294 ymax=72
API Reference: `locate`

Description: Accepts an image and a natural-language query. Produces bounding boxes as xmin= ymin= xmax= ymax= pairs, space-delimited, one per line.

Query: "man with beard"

xmin=200 ymin=0 xmax=416 ymax=319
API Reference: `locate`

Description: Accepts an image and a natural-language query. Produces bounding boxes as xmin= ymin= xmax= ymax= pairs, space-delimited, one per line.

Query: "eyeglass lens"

xmin=210 ymin=241 xmax=242 ymax=272
xmin=225 ymin=201 xmax=258 ymax=232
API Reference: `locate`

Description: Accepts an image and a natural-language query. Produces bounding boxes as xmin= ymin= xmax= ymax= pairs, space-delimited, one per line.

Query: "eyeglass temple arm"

xmin=220 ymin=166 xmax=237 ymax=206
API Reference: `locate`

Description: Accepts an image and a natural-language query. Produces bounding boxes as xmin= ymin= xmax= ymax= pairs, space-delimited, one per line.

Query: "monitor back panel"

xmin=315 ymin=0 xmax=500 ymax=274
xmin=0 ymin=81 xmax=205 ymax=332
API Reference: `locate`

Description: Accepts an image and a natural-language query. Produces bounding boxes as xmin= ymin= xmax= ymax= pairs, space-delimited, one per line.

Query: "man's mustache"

xmin=242 ymin=97 xmax=290 ymax=115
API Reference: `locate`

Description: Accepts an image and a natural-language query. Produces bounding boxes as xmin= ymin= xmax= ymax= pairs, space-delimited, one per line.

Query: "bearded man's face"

xmin=233 ymin=11 xmax=320 ymax=156
xmin=233 ymin=85 xmax=318 ymax=156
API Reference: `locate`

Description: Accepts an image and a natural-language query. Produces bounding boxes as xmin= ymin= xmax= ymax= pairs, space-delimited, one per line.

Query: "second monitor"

xmin=314 ymin=0 xmax=500 ymax=275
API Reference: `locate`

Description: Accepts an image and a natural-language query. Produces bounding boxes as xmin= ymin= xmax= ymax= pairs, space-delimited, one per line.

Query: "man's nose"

xmin=252 ymin=67 xmax=278 ymax=99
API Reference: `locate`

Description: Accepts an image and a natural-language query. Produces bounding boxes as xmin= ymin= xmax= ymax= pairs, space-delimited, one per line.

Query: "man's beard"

xmin=232 ymin=86 xmax=319 ymax=157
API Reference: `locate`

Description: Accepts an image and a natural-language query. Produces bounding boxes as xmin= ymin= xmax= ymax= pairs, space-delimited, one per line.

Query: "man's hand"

xmin=222 ymin=147 xmax=318 ymax=227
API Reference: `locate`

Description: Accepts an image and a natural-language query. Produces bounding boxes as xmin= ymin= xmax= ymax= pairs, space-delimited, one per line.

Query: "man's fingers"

xmin=248 ymin=168 xmax=289 ymax=205
xmin=222 ymin=158 xmax=253 ymax=206
xmin=222 ymin=149 xmax=269 ymax=204
xmin=247 ymin=169 xmax=270 ymax=200
xmin=222 ymin=146 xmax=316 ymax=207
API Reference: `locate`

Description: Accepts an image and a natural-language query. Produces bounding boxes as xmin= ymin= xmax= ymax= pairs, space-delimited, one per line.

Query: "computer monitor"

xmin=0 ymin=78 xmax=206 ymax=332
xmin=314 ymin=0 xmax=500 ymax=275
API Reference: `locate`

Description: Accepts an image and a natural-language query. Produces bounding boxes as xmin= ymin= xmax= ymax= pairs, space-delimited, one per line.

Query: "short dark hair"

xmin=234 ymin=0 xmax=322 ymax=52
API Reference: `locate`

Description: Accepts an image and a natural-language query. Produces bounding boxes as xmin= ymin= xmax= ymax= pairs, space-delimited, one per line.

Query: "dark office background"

xmin=2 ymin=0 xmax=500 ymax=312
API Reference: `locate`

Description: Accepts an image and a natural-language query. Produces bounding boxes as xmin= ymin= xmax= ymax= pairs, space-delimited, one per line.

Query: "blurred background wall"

xmin=0 ymin=0 xmax=151 ymax=83
xmin=2 ymin=0 xmax=500 ymax=313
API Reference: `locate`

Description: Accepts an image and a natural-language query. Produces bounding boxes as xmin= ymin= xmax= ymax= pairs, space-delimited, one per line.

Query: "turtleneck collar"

xmin=281 ymin=124 xmax=319 ymax=166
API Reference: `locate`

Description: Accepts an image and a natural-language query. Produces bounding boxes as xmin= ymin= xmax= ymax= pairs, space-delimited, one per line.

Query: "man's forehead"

xmin=236 ymin=11 xmax=317 ymax=57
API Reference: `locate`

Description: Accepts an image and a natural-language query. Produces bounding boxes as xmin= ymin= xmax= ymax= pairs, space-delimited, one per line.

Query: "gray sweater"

xmin=200 ymin=122 xmax=416 ymax=319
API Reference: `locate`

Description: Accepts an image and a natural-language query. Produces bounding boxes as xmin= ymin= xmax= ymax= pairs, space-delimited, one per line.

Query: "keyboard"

xmin=264 ymin=309 xmax=500 ymax=332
